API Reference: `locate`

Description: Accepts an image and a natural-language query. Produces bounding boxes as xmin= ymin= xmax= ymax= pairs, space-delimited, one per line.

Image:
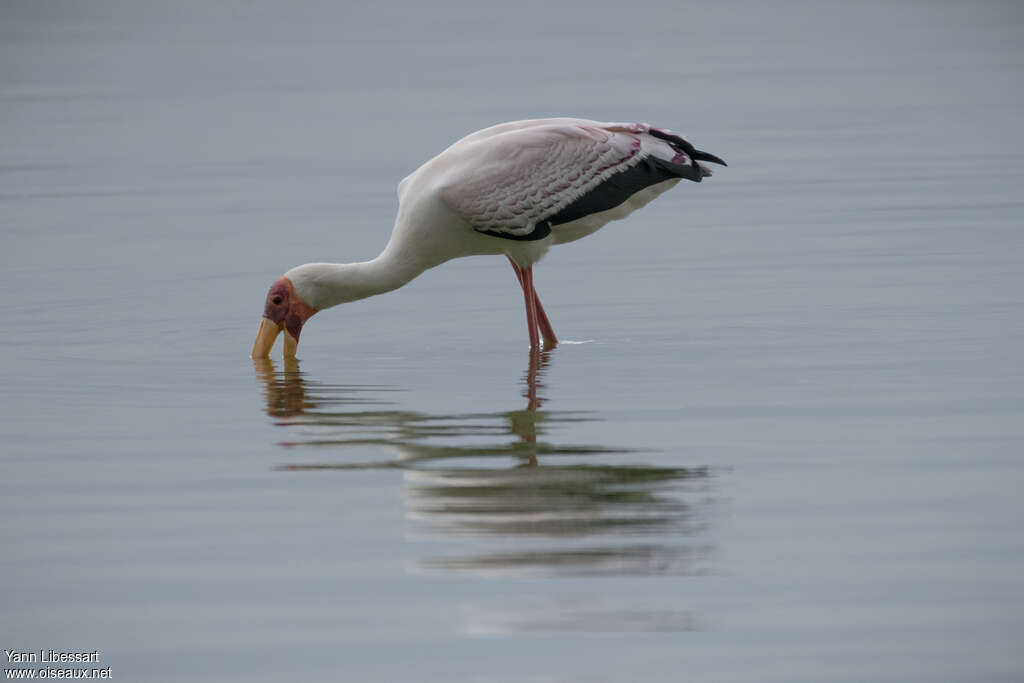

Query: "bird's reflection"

xmin=253 ymin=351 xmax=713 ymax=577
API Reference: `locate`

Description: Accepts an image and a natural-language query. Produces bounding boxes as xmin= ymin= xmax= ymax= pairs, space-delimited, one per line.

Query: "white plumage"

xmin=250 ymin=117 xmax=725 ymax=358
xmin=440 ymin=121 xmax=646 ymax=235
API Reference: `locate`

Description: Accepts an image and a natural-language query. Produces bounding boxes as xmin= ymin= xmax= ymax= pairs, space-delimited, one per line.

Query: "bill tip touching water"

xmin=251 ymin=276 xmax=312 ymax=359
xmin=250 ymin=117 xmax=725 ymax=359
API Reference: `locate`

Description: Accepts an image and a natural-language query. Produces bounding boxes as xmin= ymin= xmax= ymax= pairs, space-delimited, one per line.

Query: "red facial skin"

xmin=262 ymin=277 xmax=317 ymax=341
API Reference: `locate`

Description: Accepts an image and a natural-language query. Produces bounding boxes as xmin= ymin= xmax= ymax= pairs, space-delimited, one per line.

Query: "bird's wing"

xmin=437 ymin=121 xmax=721 ymax=240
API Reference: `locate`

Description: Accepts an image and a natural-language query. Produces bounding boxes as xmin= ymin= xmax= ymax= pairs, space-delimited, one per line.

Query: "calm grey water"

xmin=3 ymin=1 xmax=1023 ymax=681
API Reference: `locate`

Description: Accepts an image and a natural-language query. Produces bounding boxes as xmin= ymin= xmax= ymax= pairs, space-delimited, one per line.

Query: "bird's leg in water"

xmin=507 ymin=257 xmax=558 ymax=348
xmin=534 ymin=298 xmax=557 ymax=348
xmin=522 ymin=267 xmax=540 ymax=348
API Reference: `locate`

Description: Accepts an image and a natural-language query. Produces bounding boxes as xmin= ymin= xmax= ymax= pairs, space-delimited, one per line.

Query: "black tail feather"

xmin=647 ymin=127 xmax=727 ymax=167
xmin=691 ymin=149 xmax=727 ymax=167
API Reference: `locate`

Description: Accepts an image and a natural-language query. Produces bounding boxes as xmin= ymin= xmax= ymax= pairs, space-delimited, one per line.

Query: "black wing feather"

xmin=546 ymin=155 xmax=702 ymax=227
xmin=477 ymin=128 xmax=726 ymax=242
xmin=647 ymin=128 xmax=728 ymax=167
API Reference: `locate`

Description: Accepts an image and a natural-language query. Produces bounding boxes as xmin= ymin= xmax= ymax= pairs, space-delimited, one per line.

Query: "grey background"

xmin=2 ymin=1 xmax=1023 ymax=681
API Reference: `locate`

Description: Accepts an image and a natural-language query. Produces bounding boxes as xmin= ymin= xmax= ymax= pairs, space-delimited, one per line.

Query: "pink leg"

xmin=522 ymin=267 xmax=541 ymax=348
xmin=507 ymin=257 xmax=558 ymax=348
xmin=533 ymin=295 xmax=558 ymax=348
xmin=508 ymin=255 xmax=525 ymax=284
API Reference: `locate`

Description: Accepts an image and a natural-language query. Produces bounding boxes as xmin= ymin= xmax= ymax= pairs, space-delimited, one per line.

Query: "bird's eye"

xmin=272 ymin=296 xmax=282 ymax=305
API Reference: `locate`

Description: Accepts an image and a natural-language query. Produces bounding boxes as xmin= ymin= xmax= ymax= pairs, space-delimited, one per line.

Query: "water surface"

xmin=3 ymin=1 xmax=1023 ymax=681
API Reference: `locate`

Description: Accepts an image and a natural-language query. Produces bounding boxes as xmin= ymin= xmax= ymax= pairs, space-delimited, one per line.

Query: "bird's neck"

xmin=287 ymin=245 xmax=428 ymax=312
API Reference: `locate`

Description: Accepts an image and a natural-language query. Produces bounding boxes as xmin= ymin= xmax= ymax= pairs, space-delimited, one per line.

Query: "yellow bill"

xmin=283 ymin=329 xmax=298 ymax=358
xmin=250 ymin=317 xmax=282 ymax=359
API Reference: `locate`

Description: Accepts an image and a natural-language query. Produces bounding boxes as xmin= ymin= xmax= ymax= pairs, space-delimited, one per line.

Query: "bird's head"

xmin=250 ymin=276 xmax=318 ymax=358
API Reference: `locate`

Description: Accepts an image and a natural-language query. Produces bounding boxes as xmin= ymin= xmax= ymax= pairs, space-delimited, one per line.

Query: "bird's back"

xmin=392 ymin=118 xmax=725 ymax=266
